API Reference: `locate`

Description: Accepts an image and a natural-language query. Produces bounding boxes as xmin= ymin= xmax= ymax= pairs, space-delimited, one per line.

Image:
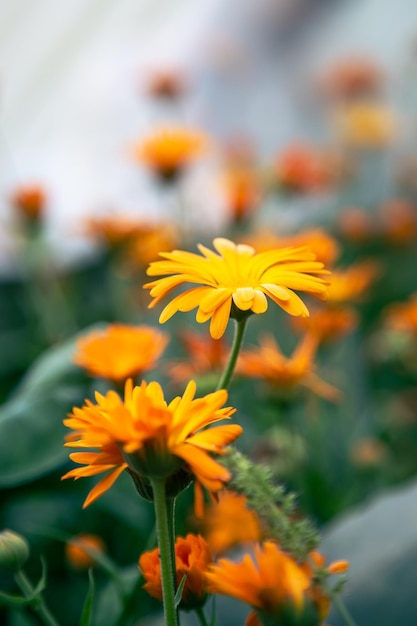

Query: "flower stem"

xmin=151 ymin=479 xmax=179 ymax=626
xmin=14 ymin=569 xmax=60 ymax=626
xmin=216 ymin=317 xmax=248 ymax=391
xmin=195 ymin=606 xmax=209 ymax=626
xmin=330 ymin=591 xmax=358 ymax=626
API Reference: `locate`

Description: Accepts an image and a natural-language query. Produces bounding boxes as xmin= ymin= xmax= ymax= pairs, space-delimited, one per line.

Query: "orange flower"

xmin=319 ymin=57 xmax=382 ymax=99
xmin=145 ymin=238 xmax=329 ymax=339
xmin=237 ymin=333 xmax=340 ymax=402
xmin=291 ymin=305 xmax=358 ymax=343
xmin=327 ymin=261 xmax=379 ymax=303
xmin=334 ymin=101 xmax=396 ymax=148
xmin=337 ymin=207 xmax=375 ymax=243
xmin=201 ymin=491 xmax=262 ymax=555
xmin=245 ymin=228 xmax=340 ymax=267
xmin=273 ymin=144 xmax=338 ymax=193
xmin=302 ymin=551 xmax=349 ymax=622
xmin=83 ymin=215 xmax=149 ymax=250
xmin=73 ymin=324 xmax=168 ymax=383
xmin=205 ymin=541 xmax=311 ymax=626
xmin=384 ymin=294 xmax=417 ymax=334
xmin=62 ymin=379 xmax=241 ymax=508
xmin=65 ymin=533 xmax=105 ymax=570
xmin=169 ymin=330 xmax=229 ymax=384
xmin=128 ymin=222 xmax=178 ymax=267
xmin=144 ymin=69 xmax=187 ymax=99
xmin=221 ymin=168 xmax=261 ymax=223
xmin=379 ymin=199 xmax=417 ymax=245
xmin=11 ymin=184 xmax=46 ymax=223
xmin=139 ymin=534 xmax=212 ymax=609
xmin=132 ymin=126 xmax=207 ymax=181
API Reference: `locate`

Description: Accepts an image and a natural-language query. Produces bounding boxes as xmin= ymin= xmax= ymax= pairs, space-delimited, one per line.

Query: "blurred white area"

xmin=1 ymin=0 xmax=417 ymax=271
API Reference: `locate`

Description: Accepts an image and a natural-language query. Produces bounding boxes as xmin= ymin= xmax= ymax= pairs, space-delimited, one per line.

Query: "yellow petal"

xmin=209 ymin=298 xmax=232 ymax=339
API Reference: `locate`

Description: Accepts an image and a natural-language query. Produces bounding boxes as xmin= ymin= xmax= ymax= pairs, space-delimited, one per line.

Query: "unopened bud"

xmin=0 ymin=529 xmax=30 ymax=572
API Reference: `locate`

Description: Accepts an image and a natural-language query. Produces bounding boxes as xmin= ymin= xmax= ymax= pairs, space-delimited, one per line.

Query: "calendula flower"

xmin=127 ymin=222 xmax=178 ymax=267
xmin=292 ymin=305 xmax=358 ymax=343
xmin=337 ymin=207 xmax=375 ymax=243
xmin=132 ymin=126 xmax=207 ymax=182
xmin=83 ymin=215 xmax=148 ymax=250
xmin=221 ymin=167 xmax=261 ymax=224
xmin=145 ymin=238 xmax=329 ymax=339
xmin=237 ymin=333 xmax=340 ymax=402
xmin=379 ymin=199 xmax=417 ymax=245
xmin=205 ymin=541 xmax=311 ymax=626
xmin=319 ymin=57 xmax=382 ymax=99
xmin=144 ymin=69 xmax=187 ymax=99
xmin=139 ymin=534 xmax=212 ymax=609
xmin=11 ymin=184 xmax=47 ymax=223
xmin=201 ymin=491 xmax=262 ymax=555
xmin=245 ymin=229 xmax=340 ymax=267
xmin=334 ymin=101 xmax=396 ymax=148
xmin=327 ymin=261 xmax=379 ymax=303
xmin=62 ymin=379 xmax=241 ymax=508
xmin=384 ymin=294 xmax=417 ymax=334
xmin=273 ymin=144 xmax=339 ymax=194
xmin=73 ymin=324 xmax=168 ymax=382
xmin=65 ymin=533 xmax=105 ymax=570
xmin=168 ymin=330 xmax=229 ymax=384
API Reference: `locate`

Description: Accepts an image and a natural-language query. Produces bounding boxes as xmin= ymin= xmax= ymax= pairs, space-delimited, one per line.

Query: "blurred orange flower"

xmin=379 ymin=199 xmax=417 ymax=245
xmin=73 ymin=324 xmax=168 ymax=382
xmin=201 ymin=491 xmax=262 ymax=555
xmin=62 ymin=379 xmax=241 ymax=508
xmin=139 ymin=534 xmax=212 ymax=609
xmin=65 ymin=533 xmax=105 ymax=570
xmin=221 ymin=168 xmax=261 ymax=224
xmin=384 ymin=294 xmax=417 ymax=334
xmin=302 ymin=551 xmax=349 ymax=621
xmin=132 ymin=126 xmax=207 ymax=181
xmin=169 ymin=330 xmax=229 ymax=384
xmin=292 ymin=305 xmax=358 ymax=344
xmin=11 ymin=184 xmax=47 ymax=223
xmin=145 ymin=237 xmax=329 ymax=339
xmin=337 ymin=207 xmax=375 ymax=244
xmin=205 ymin=541 xmax=310 ymax=626
xmin=144 ymin=69 xmax=186 ymax=99
xmin=237 ymin=333 xmax=340 ymax=402
xmin=319 ymin=57 xmax=382 ymax=99
xmin=83 ymin=215 xmax=149 ymax=250
xmin=128 ymin=222 xmax=178 ymax=267
xmin=273 ymin=144 xmax=339 ymax=193
xmin=334 ymin=101 xmax=396 ymax=148
xmin=327 ymin=261 xmax=379 ymax=303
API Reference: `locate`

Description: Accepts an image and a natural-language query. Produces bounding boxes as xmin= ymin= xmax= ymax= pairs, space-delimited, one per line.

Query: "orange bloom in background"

xmin=65 ymin=533 xmax=105 ymax=570
xmin=379 ymin=199 xmax=417 ymax=245
xmin=62 ymin=379 xmax=241 ymax=508
xmin=319 ymin=56 xmax=382 ymax=99
xmin=384 ymin=294 xmax=417 ymax=334
xmin=237 ymin=333 xmax=340 ymax=402
xmin=292 ymin=305 xmax=358 ymax=344
xmin=83 ymin=215 xmax=149 ymax=250
xmin=145 ymin=238 xmax=329 ymax=339
xmin=221 ymin=167 xmax=261 ymax=224
xmin=127 ymin=222 xmax=178 ymax=267
xmin=350 ymin=436 xmax=387 ymax=468
xmin=144 ymin=69 xmax=187 ymax=99
xmin=73 ymin=324 xmax=168 ymax=382
xmin=334 ymin=101 xmax=396 ymax=148
xmin=11 ymin=184 xmax=47 ymax=223
xmin=169 ymin=329 xmax=229 ymax=384
xmin=139 ymin=534 xmax=212 ymax=609
xmin=132 ymin=126 xmax=207 ymax=181
xmin=201 ymin=491 xmax=262 ymax=555
xmin=273 ymin=144 xmax=339 ymax=193
xmin=205 ymin=541 xmax=311 ymax=626
xmin=337 ymin=207 xmax=375 ymax=244
xmin=303 ymin=551 xmax=349 ymax=622
xmin=327 ymin=261 xmax=379 ymax=303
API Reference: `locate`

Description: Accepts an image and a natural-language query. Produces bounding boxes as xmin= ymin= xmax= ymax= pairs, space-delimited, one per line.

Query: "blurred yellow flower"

xmin=132 ymin=126 xmax=207 ymax=181
xmin=327 ymin=261 xmax=379 ymax=303
xmin=62 ymin=379 xmax=241 ymax=508
xmin=73 ymin=324 xmax=168 ymax=382
xmin=145 ymin=238 xmax=329 ymax=339
xmin=139 ymin=533 xmax=212 ymax=609
xmin=237 ymin=333 xmax=340 ymax=402
xmin=65 ymin=533 xmax=105 ymax=570
xmin=335 ymin=101 xmax=396 ymax=147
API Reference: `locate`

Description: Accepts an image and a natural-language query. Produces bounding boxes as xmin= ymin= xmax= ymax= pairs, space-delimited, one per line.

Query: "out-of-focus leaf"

xmin=322 ymin=478 xmax=417 ymax=626
xmin=0 ymin=333 xmax=93 ymax=488
xmin=80 ymin=570 xmax=95 ymax=626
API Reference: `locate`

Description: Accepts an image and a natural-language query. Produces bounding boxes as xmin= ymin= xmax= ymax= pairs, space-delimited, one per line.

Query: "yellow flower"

xmin=62 ymin=380 xmax=241 ymax=508
xmin=132 ymin=126 xmax=207 ymax=181
xmin=73 ymin=324 xmax=168 ymax=382
xmin=237 ymin=333 xmax=340 ymax=402
xmin=145 ymin=238 xmax=329 ymax=339
xmin=335 ymin=101 xmax=396 ymax=148
xmin=65 ymin=533 xmax=105 ymax=570
xmin=139 ymin=533 xmax=212 ymax=609
xmin=205 ymin=541 xmax=310 ymax=626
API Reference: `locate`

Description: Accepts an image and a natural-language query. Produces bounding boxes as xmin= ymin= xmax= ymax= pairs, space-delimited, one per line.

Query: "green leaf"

xmin=0 ymin=332 xmax=92 ymax=487
xmin=80 ymin=570 xmax=95 ymax=626
xmin=174 ymin=574 xmax=187 ymax=609
xmin=0 ymin=590 xmax=32 ymax=607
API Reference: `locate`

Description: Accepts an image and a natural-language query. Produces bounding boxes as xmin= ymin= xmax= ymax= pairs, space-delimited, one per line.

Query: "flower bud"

xmin=0 ymin=529 xmax=30 ymax=572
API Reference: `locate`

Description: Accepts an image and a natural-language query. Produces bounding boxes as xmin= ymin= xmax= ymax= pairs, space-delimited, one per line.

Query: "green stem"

xmin=166 ymin=497 xmax=177 ymax=586
xmin=331 ymin=591 xmax=358 ymax=626
xmin=151 ymin=479 xmax=179 ymax=626
xmin=14 ymin=569 xmax=60 ymax=626
xmin=216 ymin=317 xmax=248 ymax=391
xmin=195 ymin=606 xmax=209 ymax=626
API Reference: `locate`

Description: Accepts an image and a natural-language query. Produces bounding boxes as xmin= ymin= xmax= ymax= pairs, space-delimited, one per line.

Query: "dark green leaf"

xmin=80 ymin=570 xmax=95 ymax=626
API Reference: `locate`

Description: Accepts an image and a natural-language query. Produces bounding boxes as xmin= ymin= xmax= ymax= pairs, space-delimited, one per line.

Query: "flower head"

xmin=73 ymin=324 xmax=168 ymax=382
xmin=139 ymin=534 xmax=212 ymax=609
xmin=334 ymin=101 xmax=396 ymax=148
xmin=319 ymin=56 xmax=382 ymax=99
xmin=273 ymin=144 xmax=339 ymax=194
xmin=221 ymin=168 xmax=261 ymax=224
xmin=145 ymin=238 xmax=329 ymax=339
xmin=11 ymin=184 xmax=47 ymax=223
xmin=62 ymin=380 xmax=241 ymax=508
xmin=384 ymin=294 xmax=417 ymax=334
xmin=65 ymin=533 xmax=105 ymax=570
xmin=132 ymin=126 xmax=207 ymax=181
xmin=327 ymin=261 xmax=379 ymax=303
xmin=83 ymin=215 xmax=149 ymax=251
xmin=144 ymin=69 xmax=187 ymax=99
xmin=291 ymin=305 xmax=358 ymax=343
xmin=237 ymin=333 xmax=340 ymax=402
